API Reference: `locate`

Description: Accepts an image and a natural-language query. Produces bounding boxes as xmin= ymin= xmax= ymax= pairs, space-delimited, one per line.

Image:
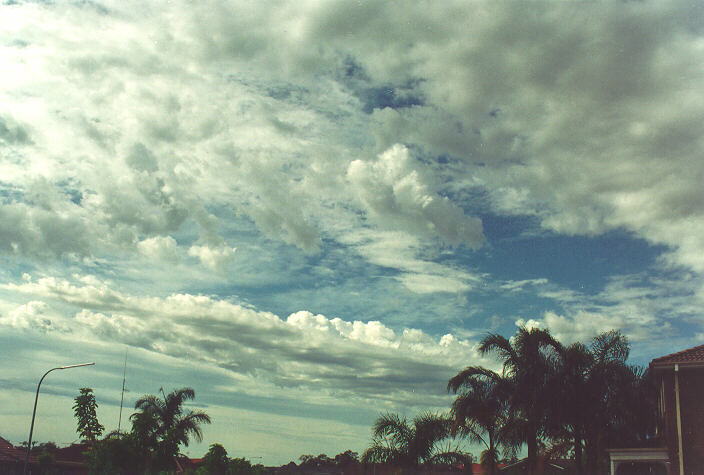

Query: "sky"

xmin=1 ymin=0 xmax=704 ymax=465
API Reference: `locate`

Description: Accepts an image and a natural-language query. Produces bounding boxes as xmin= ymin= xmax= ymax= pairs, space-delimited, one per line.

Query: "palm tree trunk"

xmin=488 ymin=431 xmax=496 ymax=475
xmin=573 ymin=426 xmax=583 ymax=475
xmin=527 ymin=428 xmax=537 ymax=475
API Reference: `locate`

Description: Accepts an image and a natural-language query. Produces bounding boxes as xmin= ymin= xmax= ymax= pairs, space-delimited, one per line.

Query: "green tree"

xmin=131 ymin=387 xmax=211 ymax=471
xmin=475 ymin=326 xmax=562 ymax=475
xmin=298 ymin=453 xmax=333 ymax=469
xmin=73 ymin=388 xmax=105 ymax=442
xmin=448 ymin=371 xmax=512 ymax=475
xmin=361 ymin=412 xmax=470 ymax=469
xmin=84 ymin=431 xmax=141 ymax=475
xmin=334 ymin=450 xmax=359 ymax=465
xmin=228 ymin=457 xmax=264 ymax=475
xmin=200 ymin=443 xmax=230 ymax=474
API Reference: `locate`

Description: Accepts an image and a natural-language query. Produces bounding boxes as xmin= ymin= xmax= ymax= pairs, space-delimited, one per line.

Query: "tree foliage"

xmin=548 ymin=331 xmax=656 ymax=474
xmin=84 ymin=431 xmax=141 ymax=475
xmin=446 ymin=327 xmax=656 ymax=475
xmin=448 ymin=371 xmax=512 ymax=475
xmin=130 ymin=386 xmax=211 ymax=472
xmin=200 ymin=443 xmax=230 ymax=475
xmin=73 ymin=387 xmax=105 ymax=442
xmin=361 ymin=412 xmax=470 ymax=468
xmin=475 ymin=327 xmax=562 ymax=475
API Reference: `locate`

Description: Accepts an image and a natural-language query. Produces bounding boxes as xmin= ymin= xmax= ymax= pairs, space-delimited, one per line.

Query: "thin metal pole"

xmin=117 ymin=348 xmax=128 ymax=434
xmin=23 ymin=363 xmax=95 ymax=475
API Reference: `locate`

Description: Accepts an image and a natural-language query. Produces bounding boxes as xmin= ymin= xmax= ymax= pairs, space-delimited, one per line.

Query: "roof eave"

xmin=650 ymin=361 xmax=704 ymax=371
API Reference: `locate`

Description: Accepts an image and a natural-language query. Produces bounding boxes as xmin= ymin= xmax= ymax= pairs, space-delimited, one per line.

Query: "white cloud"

xmin=2 ymin=300 xmax=70 ymax=333
xmin=340 ymin=229 xmax=483 ymax=295
xmin=1 ymin=275 xmax=487 ymax=407
xmin=138 ymin=236 xmax=180 ymax=263
xmin=188 ymin=244 xmax=236 ymax=271
xmin=348 ymin=145 xmax=483 ymax=247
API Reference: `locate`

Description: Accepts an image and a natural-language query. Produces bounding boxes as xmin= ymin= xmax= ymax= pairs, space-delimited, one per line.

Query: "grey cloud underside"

xmin=1 ymin=277 xmax=479 ymax=409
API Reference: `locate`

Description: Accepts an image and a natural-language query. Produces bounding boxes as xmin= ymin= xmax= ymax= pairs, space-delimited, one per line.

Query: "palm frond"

xmin=448 ymin=366 xmax=501 ymax=393
xmin=479 ymin=334 xmax=518 ymax=374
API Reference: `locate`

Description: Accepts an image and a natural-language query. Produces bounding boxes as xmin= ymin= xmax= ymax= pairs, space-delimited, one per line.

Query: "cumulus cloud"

xmin=1 ymin=275 xmax=487 ymax=406
xmin=348 ymin=145 xmax=483 ymax=247
xmin=138 ymin=236 xmax=180 ymax=262
xmin=1 ymin=301 xmax=69 ymax=333
xmin=188 ymin=244 xmax=236 ymax=271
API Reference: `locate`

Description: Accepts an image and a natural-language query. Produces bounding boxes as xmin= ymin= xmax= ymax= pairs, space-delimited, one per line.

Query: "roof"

xmin=0 ymin=437 xmax=14 ymax=451
xmin=0 ymin=437 xmax=32 ymax=465
xmin=471 ymin=463 xmax=507 ymax=474
xmin=54 ymin=443 xmax=90 ymax=463
xmin=650 ymin=344 xmax=704 ymax=368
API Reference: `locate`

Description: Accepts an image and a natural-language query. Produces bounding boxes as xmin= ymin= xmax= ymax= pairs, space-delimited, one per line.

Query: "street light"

xmin=23 ymin=363 xmax=95 ymax=475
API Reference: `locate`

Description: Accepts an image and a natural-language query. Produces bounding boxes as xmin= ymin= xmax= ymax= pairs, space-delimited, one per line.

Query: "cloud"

xmin=188 ymin=244 xmax=236 ymax=271
xmin=348 ymin=145 xmax=483 ymax=247
xmin=3 ymin=0 xmax=703 ymax=281
xmin=0 ymin=201 xmax=92 ymax=258
xmin=340 ymin=229 xmax=483 ymax=295
xmin=138 ymin=236 xmax=180 ymax=262
xmin=1 ymin=300 xmax=70 ymax=333
xmin=1 ymin=275 xmax=488 ymax=407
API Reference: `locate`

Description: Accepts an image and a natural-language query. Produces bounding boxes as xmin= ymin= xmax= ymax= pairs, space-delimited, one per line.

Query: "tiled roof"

xmin=650 ymin=344 xmax=704 ymax=366
xmin=0 ymin=437 xmax=29 ymax=465
xmin=0 ymin=437 xmax=14 ymax=450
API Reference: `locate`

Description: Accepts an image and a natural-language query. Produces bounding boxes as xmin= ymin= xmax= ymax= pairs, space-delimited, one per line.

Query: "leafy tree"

xmin=227 ymin=457 xmax=265 ymax=475
xmin=84 ymin=431 xmax=141 ymax=475
xmin=361 ymin=412 xmax=470 ymax=468
xmin=298 ymin=453 xmax=333 ymax=468
xmin=22 ymin=441 xmax=57 ymax=455
xmin=334 ymin=450 xmax=359 ymax=465
xmin=131 ymin=387 xmax=211 ymax=471
xmin=37 ymin=450 xmax=57 ymax=474
xmin=73 ymin=388 xmax=105 ymax=442
xmin=201 ymin=443 xmax=230 ymax=475
xmin=474 ymin=326 xmax=562 ymax=475
xmin=448 ymin=371 xmax=512 ymax=475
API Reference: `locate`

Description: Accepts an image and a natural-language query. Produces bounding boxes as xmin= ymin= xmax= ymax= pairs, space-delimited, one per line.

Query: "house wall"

xmin=658 ymin=367 xmax=704 ymax=475
xmin=659 ymin=372 xmax=680 ymax=473
xmin=679 ymin=368 xmax=704 ymax=474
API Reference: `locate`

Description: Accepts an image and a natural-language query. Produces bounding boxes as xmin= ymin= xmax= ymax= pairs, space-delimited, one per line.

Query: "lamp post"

xmin=23 ymin=363 xmax=95 ymax=475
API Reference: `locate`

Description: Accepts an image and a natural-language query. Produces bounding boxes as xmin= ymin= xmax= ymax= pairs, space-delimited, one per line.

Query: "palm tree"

xmin=361 ymin=412 xmax=469 ymax=469
xmin=549 ymin=331 xmax=627 ymax=473
xmin=548 ymin=330 xmax=657 ymax=474
xmin=448 ymin=371 xmax=512 ymax=475
xmin=131 ymin=387 xmax=211 ymax=471
xmin=477 ymin=326 xmax=562 ymax=475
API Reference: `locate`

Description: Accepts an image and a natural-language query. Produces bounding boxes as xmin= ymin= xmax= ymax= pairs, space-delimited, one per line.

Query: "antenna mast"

xmin=117 ymin=347 xmax=128 ymax=433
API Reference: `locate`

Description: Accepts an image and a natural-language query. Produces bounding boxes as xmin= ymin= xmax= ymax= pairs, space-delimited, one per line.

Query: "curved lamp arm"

xmin=23 ymin=363 xmax=95 ymax=475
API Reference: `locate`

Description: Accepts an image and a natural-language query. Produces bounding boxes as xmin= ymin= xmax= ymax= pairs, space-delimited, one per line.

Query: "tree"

xmin=334 ymin=450 xmax=359 ymax=465
xmin=84 ymin=431 xmax=141 ymax=475
xmin=131 ymin=387 xmax=211 ymax=471
xmin=228 ymin=457 xmax=264 ymax=475
xmin=361 ymin=412 xmax=470 ymax=468
xmin=548 ymin=330 xmax=653 ymax=474
xmin=201 ymin=443 xmax=230 ymax=475
xmin=298 ymin=453 xmax=333 ymax=469
xmin=448 ymin=371 xmax=512 ymax=475
xmin=547 ymin=330 xmax=656 ymax=474
xmin=475 ymin=326 xmax=562 ymax=475
xmin=73 ymin=388 xmax=104 ymax=443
